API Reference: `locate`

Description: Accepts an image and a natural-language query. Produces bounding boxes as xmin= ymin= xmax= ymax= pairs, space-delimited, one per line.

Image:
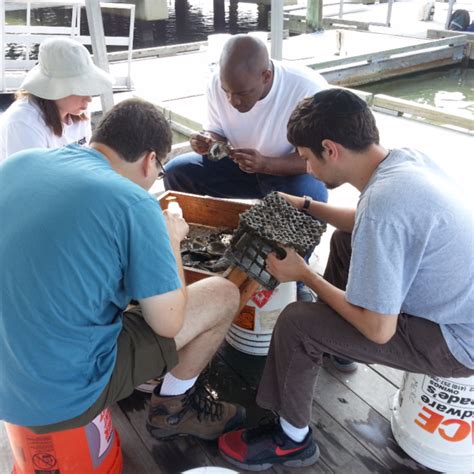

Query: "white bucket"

xmin=225 ymin=282 xmax=296 ymax=356
xmin=391 ymin=372 xmax=474 ymax=473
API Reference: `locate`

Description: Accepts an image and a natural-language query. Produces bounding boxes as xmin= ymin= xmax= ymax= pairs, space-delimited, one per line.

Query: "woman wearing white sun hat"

xmin=0 ymin=37 xmax=114 ymax=162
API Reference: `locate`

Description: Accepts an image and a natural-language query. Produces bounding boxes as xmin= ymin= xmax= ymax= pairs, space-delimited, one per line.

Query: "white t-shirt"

xmin=0 ymin=98 xmax=91 ymax=162
xmin=204 ymin=61 xmax=328 ymax=157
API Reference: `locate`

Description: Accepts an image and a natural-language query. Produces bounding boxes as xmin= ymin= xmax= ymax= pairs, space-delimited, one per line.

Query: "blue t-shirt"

xmin=346 ymin=148 xmax=473 ymax=369
xmin=0 ymin=145 xmax=182 ymax=426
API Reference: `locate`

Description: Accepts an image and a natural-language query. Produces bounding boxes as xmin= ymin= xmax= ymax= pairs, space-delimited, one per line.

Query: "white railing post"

xmin=84 ymin=0 xmax=114 ymax=112
xmin=445 ymin=0 xmax=455 ymax=30
xmin=270 ymin=0 xmax=283 ymax=60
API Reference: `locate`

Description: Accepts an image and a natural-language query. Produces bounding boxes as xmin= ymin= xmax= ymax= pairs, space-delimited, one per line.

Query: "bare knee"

xmin=200 ymin=276 xmax=240 ymax=320
xmin=214 ymin=276 xmax=240 ymax=317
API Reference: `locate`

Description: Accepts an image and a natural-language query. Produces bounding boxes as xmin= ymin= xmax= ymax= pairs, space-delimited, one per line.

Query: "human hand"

xmin=190 ymin=132 xmax=213 ymax=155
xmin=163 ymin=210 xmax=189 ymax=244
xmin=230 ymin=148 xmax=269 ymax=174
xmin=265 ymin=247 xmax=309 ymax=283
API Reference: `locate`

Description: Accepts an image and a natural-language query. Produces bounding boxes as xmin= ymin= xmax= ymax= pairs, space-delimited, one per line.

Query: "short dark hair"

xmin=287 ymin=88 xmax=379 ymax=158
xmin=91 ymin=98 xmax=172 ymax=162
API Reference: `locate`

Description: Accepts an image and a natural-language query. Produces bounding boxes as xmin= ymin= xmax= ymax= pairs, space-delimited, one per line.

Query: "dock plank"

xmin=369 ymin=364 xmax=404 ymax=388
xmin=311 ymin=404 xmax=389 ymax=474
xmin=111 ymin=405 xmax=163 ymax=474
xmin=313 ymin=370 xmax=434 ymax=472
xmin=324 ymin=363 xmax=398 ymax=420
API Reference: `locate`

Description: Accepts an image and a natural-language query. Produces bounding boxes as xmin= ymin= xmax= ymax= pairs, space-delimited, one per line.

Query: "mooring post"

xmin=306 ymin=0 xmax=324 ymax=32
xmin=85 ymin=0 xmax=114 ymax=112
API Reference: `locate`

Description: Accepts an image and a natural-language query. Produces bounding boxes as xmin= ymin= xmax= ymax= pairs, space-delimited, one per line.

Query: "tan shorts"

xmin=28 ymin=306 xmax=178 ymax=434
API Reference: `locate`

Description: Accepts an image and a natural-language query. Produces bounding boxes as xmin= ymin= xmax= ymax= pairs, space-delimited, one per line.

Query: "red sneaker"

xmin=218 ymin=419 xmax=319 ymax=471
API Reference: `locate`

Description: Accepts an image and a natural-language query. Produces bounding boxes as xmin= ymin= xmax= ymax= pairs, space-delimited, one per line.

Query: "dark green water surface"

xmin=360 ymin=66 xmax=474 ymax=117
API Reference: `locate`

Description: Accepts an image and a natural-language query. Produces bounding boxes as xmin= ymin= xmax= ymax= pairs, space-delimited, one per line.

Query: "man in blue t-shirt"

xmin=0 ymin=98 xmax=244 ymax=440
xmin=218 ymin=89 xmax=474 ymax=471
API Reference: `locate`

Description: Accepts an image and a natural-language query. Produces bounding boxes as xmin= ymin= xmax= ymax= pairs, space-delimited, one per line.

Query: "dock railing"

xmin=1 ymin=0 xmax=135 ymax=95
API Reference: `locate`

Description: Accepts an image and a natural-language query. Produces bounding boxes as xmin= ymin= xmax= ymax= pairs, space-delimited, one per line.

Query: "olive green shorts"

xmin=28 ymin=306 xmax=178 ymax=434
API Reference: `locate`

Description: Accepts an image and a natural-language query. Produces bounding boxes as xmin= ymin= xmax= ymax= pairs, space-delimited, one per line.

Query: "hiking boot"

xmin=147 ymin=384 xmax=245 ymax=441
xmin=218 ymin=419 xmax=319 ymax=471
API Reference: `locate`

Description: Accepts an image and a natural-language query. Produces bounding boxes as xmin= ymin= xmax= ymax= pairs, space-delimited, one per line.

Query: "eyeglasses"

xmin=150 ymin=150 xmax=166 ymax=180
xmin=156 ymin=158 xmax=166 ymax=180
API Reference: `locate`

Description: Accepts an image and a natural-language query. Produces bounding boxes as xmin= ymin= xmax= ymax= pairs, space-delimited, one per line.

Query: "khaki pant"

xmin=28 ymin=307 xmax=178 ymax=434
xmin=256 ymin=231 xmax=474 ymax=428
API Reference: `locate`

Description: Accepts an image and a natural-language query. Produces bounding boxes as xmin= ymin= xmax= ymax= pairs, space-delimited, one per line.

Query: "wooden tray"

xmin=158 ymin=191 xmax=249 ymax=282
xmin=158 ymin=191 xmax=261 ymax=311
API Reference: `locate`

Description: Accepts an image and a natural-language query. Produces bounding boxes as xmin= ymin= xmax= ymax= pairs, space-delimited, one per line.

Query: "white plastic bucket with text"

xmin=225 ymin=282 xmax=296 ymax=356
xmin=391 ymin=372 xmax=474 ymax=472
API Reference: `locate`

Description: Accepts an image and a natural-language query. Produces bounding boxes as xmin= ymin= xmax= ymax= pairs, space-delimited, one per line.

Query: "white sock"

xmin=280 ymin=416 xmax=309 ymax=443
xmin=159 ymin=373 xmax=198 ymax=396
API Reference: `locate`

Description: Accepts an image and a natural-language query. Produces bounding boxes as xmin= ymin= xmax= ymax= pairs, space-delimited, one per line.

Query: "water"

xmin=360 ymin=66 xmax=474 ymax=117
xmin=5 ymin=4 xmax=473 ymax=117
xmin=5 ymin=0 xmax=268 ymax=59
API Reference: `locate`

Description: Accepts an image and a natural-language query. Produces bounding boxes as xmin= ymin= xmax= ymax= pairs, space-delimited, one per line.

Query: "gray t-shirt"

xmin=346 ymin=148 xmax=473 ymax=368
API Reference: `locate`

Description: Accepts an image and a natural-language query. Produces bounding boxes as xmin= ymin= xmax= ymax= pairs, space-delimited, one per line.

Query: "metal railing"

xmin=1 ymin=0 xmax=135 ymax=95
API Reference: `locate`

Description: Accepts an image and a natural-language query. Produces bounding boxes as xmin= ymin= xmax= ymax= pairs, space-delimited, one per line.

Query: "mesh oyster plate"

xmin=228 ymin=192 xmax=326 ymax=289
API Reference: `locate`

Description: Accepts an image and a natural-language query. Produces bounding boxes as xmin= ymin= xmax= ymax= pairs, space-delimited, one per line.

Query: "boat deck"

xmin=1 ymin=344 xmax=436 ymax=473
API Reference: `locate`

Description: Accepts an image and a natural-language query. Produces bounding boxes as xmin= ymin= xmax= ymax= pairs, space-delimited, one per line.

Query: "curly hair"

xmin=287 ymin=89 xmax=379 ymax=159
xmin=91 ymin=98 xmax=172 ymax=163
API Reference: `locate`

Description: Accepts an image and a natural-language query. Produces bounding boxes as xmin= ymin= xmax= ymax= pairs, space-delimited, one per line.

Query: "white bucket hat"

xmin=20 ymin=37 xmax=114 ymax=100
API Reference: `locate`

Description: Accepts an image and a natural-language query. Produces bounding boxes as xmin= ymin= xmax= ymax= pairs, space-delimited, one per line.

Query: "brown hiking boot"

xmin=147 ymin=384 xmax=246 ymax=441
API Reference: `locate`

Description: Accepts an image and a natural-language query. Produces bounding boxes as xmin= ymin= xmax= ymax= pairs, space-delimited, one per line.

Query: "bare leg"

xmin=171 ymin=276 xmax=239 ymax=379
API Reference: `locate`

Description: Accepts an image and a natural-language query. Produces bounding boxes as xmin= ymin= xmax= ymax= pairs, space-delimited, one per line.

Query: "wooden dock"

xmin=1 ymin=344 xmax=436 ymax=473
xmin=104 ymin=29 xmax=474 ymax=133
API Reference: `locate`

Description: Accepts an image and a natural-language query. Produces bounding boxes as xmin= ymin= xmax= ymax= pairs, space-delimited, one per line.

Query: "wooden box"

xmin=158 ymin=191 xmax=251 ymax=285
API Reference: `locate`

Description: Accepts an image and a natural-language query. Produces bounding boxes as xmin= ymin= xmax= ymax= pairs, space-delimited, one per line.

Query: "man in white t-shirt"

xmin=164 ymin=34 xmax=328 ymax=204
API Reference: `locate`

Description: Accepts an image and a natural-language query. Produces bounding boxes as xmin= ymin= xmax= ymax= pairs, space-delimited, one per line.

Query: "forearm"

xmin=295 ymin=195 xmax=355 ymax=232
xmin=302 ymin=268 xmax=396 ymax=344
xmin=261 ymin=152 xmax=307 ymax=176
xmin=169 ymin=238 xmax=188 ymax=297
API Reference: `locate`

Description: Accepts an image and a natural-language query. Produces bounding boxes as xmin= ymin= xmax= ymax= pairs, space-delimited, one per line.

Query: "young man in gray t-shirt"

xmin=218 ymin=89 xmax=474 ymax=471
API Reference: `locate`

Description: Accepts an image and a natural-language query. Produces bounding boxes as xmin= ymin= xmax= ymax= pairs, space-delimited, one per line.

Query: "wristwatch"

xmin=302 ymin=195 xmax=312 ymax=213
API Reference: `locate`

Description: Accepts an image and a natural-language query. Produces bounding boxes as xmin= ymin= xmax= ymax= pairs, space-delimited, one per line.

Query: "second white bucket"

xmin=391 ymin=372 xmax=474 ymax=472
xmin=225 ymin=282 xmax=296 ymax=356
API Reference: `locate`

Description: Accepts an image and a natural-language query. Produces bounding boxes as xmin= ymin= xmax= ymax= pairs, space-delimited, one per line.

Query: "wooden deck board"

xmin=313 ymin=370 xmax=433 ymax=472
xmin=324 ymin=362 xmax=399 ymax=420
